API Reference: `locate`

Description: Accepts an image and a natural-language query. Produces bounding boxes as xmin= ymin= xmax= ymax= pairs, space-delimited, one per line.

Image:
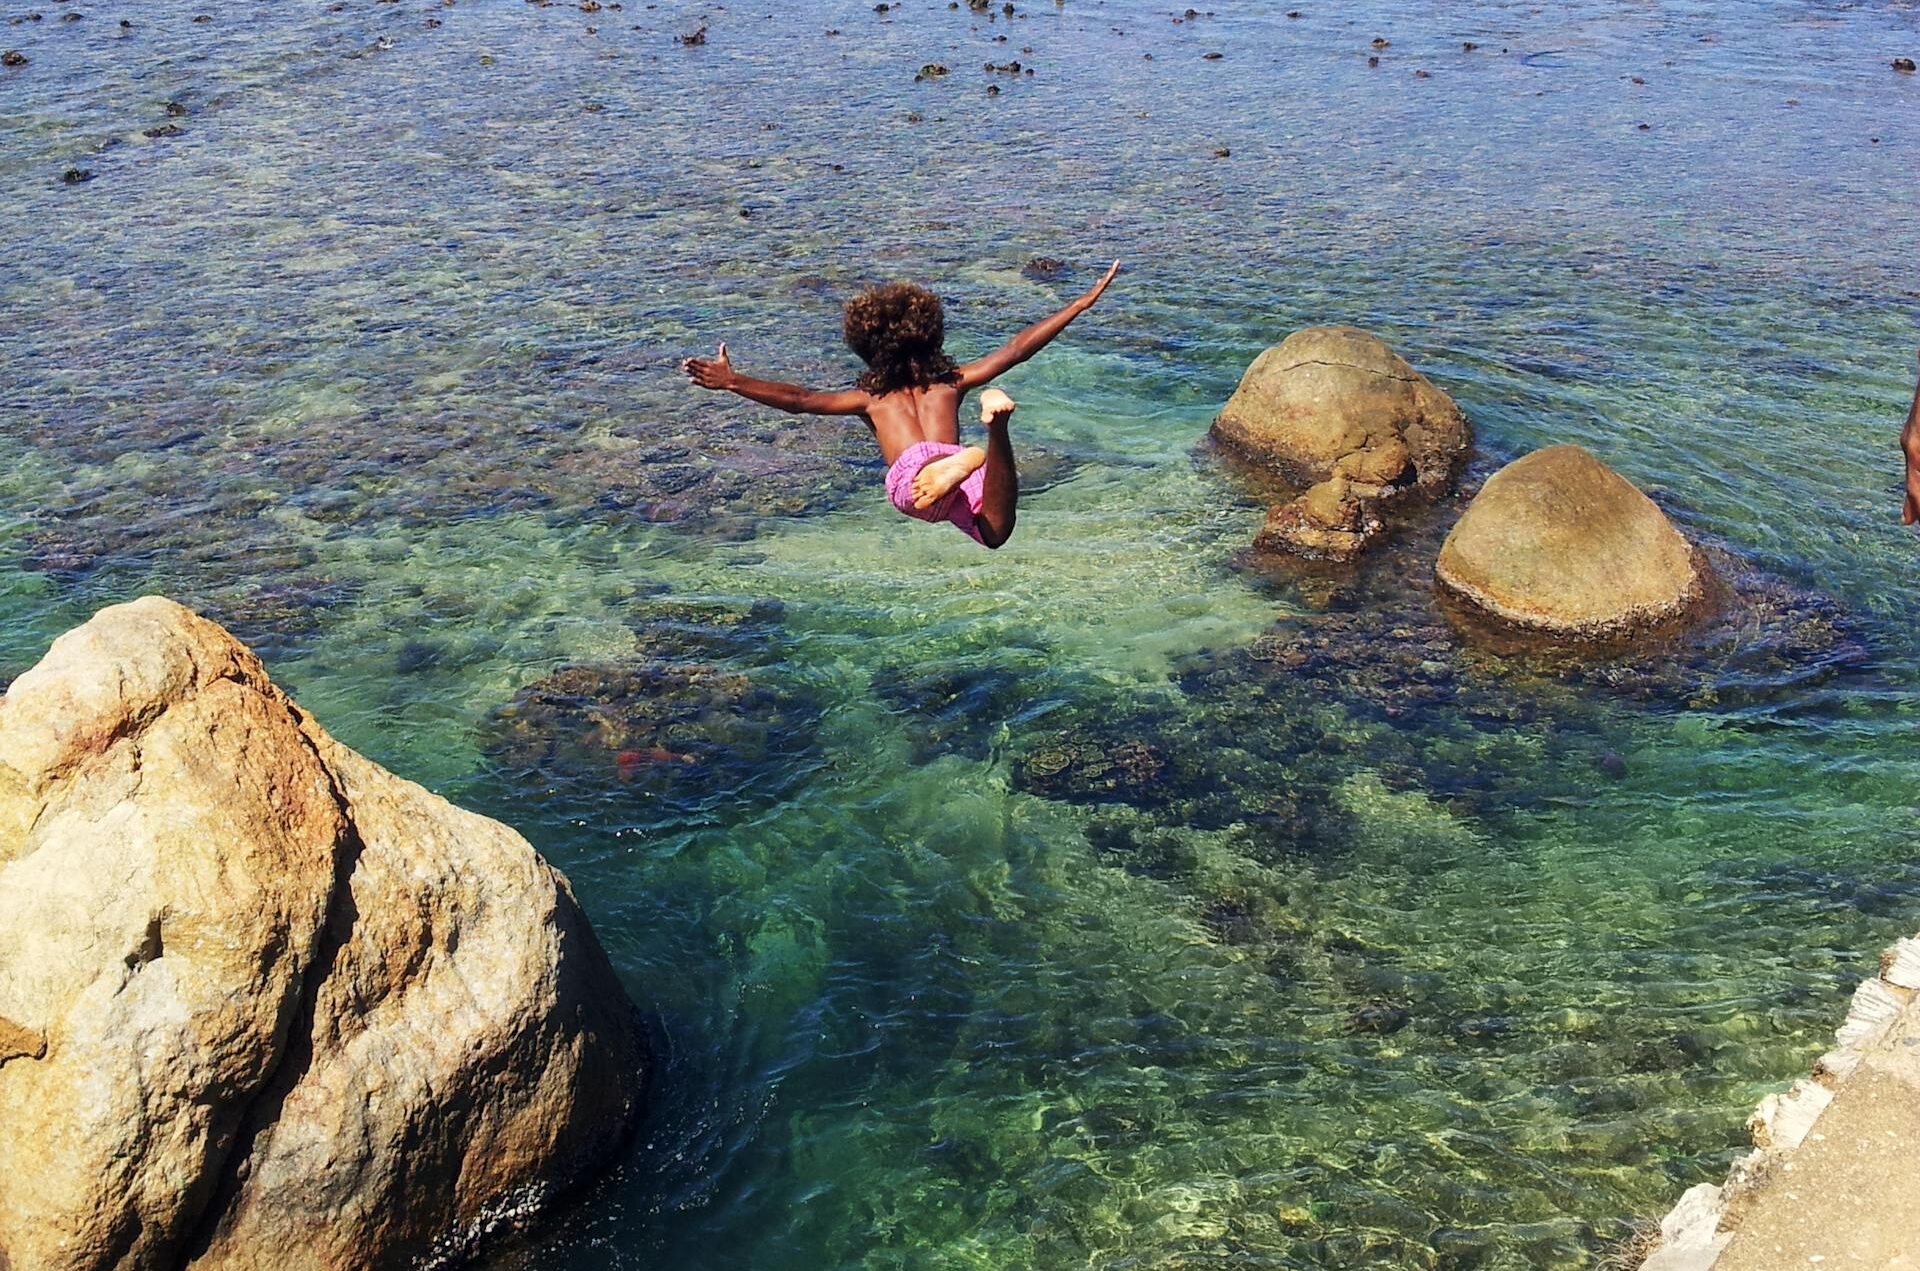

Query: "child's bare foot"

xmin=912 ymin=447 xmax=987 ymax=509
xmin=979 ymin=387 xmax=1016 ymax=427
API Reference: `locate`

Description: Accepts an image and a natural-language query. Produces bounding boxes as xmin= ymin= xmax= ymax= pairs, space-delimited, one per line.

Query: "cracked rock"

xmin=1211 ymin=325 xmax=1469 ymax=495
xmin=1214 ymin=326 xmax=1469 ymax=562
xmin=1255 ymin=476 xmax=1384 ymax=561
xmin=0 ymin=597 xmax=646 ymax=1271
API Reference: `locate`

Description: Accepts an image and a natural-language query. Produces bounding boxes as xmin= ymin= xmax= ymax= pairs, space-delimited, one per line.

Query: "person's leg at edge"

xmin=975 ymin=400 xmax=1019 ymax=548
xmin=1903 ymin=348 xmax=1920 ymax=525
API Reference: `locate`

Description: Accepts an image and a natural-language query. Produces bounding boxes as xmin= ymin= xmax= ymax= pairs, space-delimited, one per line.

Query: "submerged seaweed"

xmin=481 ymin=595 xmax=823 ymax=818
xmin=872 ymin=657 xmax=1039 ymax=764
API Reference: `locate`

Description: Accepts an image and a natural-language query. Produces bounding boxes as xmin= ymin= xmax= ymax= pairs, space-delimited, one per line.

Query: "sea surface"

xmin=4 ymin=0 xmax=1920 ymax=1266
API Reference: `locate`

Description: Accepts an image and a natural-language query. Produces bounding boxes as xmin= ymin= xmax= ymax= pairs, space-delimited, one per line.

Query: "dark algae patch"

xmin=483 ymin=596 xmax=824 ymax=821
xmin=873 ymin=655 xmax=1042 ymax=765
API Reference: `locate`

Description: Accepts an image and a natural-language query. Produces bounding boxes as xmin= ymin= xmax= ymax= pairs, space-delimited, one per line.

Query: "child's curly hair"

xmin=843 ymin=282 xmax=959 ymax=395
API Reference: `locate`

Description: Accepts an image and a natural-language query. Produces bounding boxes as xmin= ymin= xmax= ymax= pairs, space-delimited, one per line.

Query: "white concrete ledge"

xmin=1637 ymin=929 xmax=1920 ymax=1270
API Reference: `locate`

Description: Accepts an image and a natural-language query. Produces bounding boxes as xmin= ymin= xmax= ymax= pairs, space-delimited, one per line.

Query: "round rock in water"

xmin=1436 ymin=444 xmax=1705 ymax=639
xmin=1211 ymin=325 xmax=1470 ymax=496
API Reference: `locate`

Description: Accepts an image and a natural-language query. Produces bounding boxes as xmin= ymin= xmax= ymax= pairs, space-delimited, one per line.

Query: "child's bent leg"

xmin=975 ymin=415 xmax=1019 ymax=548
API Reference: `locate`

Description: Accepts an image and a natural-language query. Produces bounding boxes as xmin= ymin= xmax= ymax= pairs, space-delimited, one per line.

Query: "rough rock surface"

xmin=1639 ymin=933 xmax=1920 ymax=1271
xmin=1213 ymin=325 xmax=1470 ymax=492
xmin=1253 ymin=476 xmax=1384 ymax=561
xmin=0 ymin=597 xmax=645 ymax=1271
xmin=1436 ymin=445 xmax=1705 ymax=639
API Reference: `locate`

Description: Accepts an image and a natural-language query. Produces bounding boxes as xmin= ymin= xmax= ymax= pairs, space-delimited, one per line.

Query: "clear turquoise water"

xmin=4 ymin=1 xmax=1920 ymax=1266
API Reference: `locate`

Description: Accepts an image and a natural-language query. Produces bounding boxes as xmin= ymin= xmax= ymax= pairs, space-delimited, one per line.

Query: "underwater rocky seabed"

xmin=4 ymin=0 xmax=1920 ymax=1266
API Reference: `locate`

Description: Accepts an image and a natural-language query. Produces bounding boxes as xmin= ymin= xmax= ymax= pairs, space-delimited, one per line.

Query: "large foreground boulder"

xmin=1212 ymin=325 xmax=1471 ymax=494
xmin=1436 ymin=445 xmax=1705 ymax=639
xmin=0 ymin=598 xmax=646 ymax=1271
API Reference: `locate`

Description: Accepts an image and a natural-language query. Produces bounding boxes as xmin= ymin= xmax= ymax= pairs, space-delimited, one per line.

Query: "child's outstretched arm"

xmin=683 ymin=343 xmax=871 ymax=415
xmin=956 ymin=260 xmax=1120 ymax=390
xmin=1903 ymin=349 xmax=1920 ymax=524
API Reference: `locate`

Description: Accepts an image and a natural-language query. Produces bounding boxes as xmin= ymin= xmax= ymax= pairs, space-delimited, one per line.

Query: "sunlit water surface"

xmin=4 ymin=0 xmax=1920 ymax=1266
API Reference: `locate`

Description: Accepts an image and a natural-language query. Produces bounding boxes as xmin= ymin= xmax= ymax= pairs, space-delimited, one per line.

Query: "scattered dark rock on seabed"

xmin=20 ymin=512 xmax=359 ymax=661
xmin=874 ymin=657 xmax=1040 ymax=765
xmin=1001 ymin=494 xmax=1882 ymax=1206
xmin=214 ymin=571 xmax=360 ymax=660
xmin=15 ymin=344 xmax=1088 ymax=667
xmin=483 ymin=595 xmax=823 ymax=816
xmin=1350 ymin=1003 xmax=1412 ymax=1035
xmin=1014 ymin=457 xmax=1872 ymax=964
xmin=13 ymin=386 xmax=876 ymax=574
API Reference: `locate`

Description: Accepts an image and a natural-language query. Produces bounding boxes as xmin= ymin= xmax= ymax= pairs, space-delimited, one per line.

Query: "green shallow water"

xmin=4 ymin=0 xmax=1920 ymax=1266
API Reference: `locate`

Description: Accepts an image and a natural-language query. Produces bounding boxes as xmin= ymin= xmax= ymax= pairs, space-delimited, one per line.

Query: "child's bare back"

xmin=684 ymin=262 xmax=1118 ymax=550
xmin=866 ymin=380 xmax=964 ymax=462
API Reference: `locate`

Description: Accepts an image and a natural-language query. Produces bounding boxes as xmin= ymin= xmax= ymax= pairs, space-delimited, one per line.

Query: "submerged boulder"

xmin=484 ymin=595 xmax=822 ymax=816
xmin=1254 ymin=476 xmax=1384 ymax=562
xmin=1213 ymin=326 xmax=1470 ymax=496
xmin=1436 ymin=445 xmax=1705 ymax=640
xmin=0 ymin=597 xmax=645 ymax=1271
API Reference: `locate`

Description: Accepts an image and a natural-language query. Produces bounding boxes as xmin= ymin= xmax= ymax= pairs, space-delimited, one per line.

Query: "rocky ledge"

xmin=0 ymin=598 xmax=646 ymax=1271
xmin=1641 ymin=930 xmax=1920 ymax=1269
xmin=1212 ymin=325 xmax=1471 ymax=562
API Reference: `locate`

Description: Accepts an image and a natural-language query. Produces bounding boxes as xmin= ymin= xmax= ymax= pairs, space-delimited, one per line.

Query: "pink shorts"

xmin=884 ymin=441 xmax=987 ymax=545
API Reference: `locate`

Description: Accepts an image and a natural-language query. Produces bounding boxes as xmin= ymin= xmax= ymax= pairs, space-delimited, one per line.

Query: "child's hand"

xmin=1082 ymin=259 xmax=1122 ymax=306
xmin=682 ymin=343 xmax=736 ymax=390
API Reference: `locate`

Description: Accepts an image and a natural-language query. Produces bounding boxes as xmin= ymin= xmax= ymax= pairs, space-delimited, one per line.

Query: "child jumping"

xmin=682 ymin=260 xmax=1120 ymax=549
